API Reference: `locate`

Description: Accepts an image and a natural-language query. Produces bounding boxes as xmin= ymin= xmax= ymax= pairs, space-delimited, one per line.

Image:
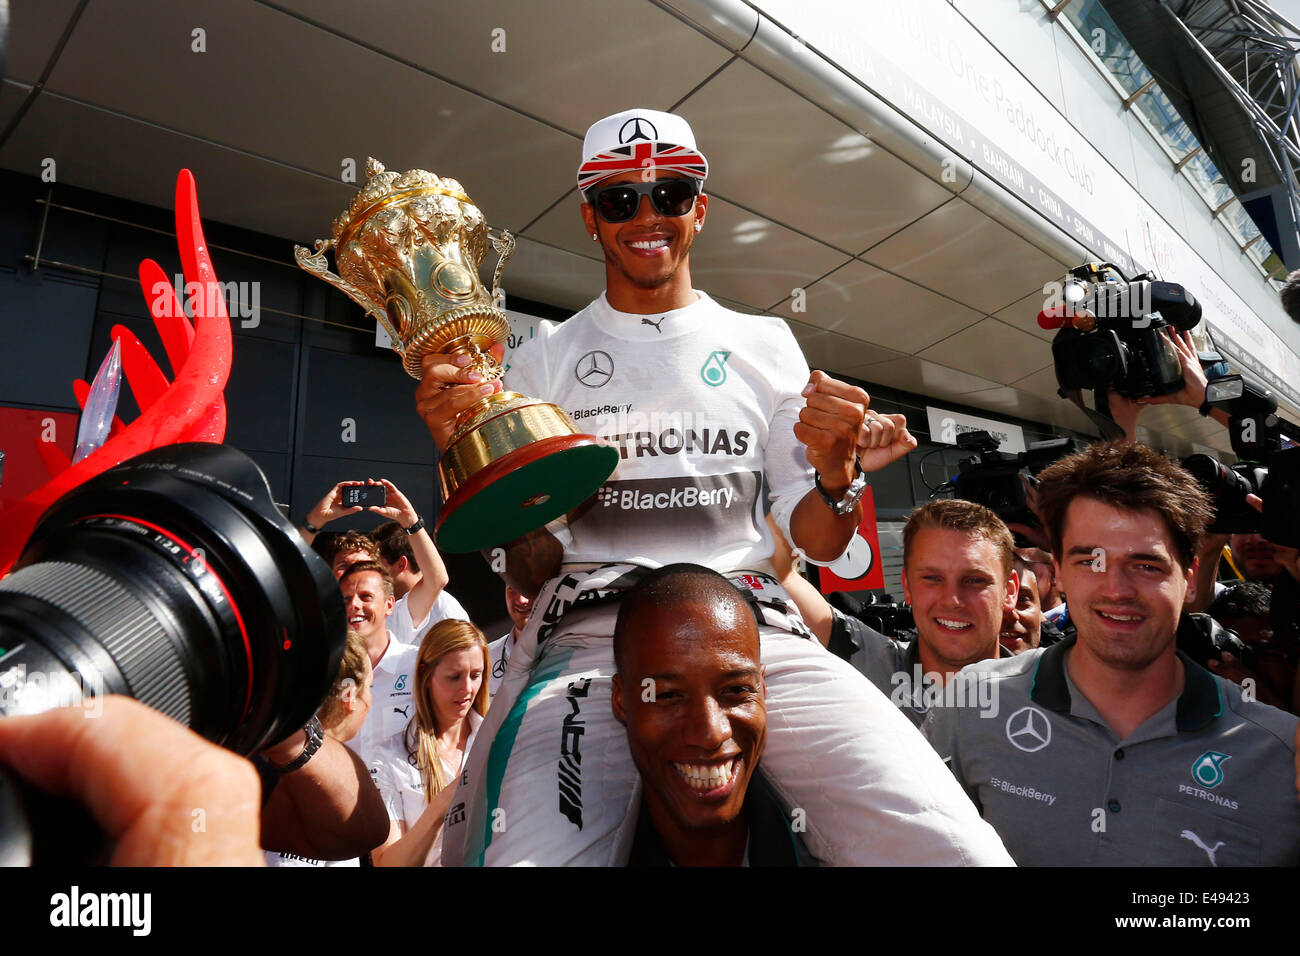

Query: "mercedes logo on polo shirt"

xmin=619 ymin=117 xmax=658 ymax=144
xmin=575 ymin=350 xmax=614 ymax=387
xmin=1005 ymin=705 xmax=1051 ymax=752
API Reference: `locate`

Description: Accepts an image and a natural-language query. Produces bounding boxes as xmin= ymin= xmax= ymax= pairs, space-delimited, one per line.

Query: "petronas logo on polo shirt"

xmin=701 ymin=350 xmax=730 ymax=386
xmin=1191 ymin=751 xmax=1231 ymax=789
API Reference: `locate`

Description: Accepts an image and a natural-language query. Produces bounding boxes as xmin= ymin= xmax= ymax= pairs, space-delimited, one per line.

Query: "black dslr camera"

xmin=1181 ymin=374 xmax=1300 ymax=548
xmin=1043 ymin=262 xmax=1203 ymax=399
xmin=950 ymin=430 xmax=1076 ymax=528
xmin=0 ymin=443 xmax=346 ymax=864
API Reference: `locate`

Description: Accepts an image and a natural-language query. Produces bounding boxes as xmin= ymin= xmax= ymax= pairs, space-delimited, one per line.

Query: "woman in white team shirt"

xmin=370 ymin=620 xmax=488 ymax=866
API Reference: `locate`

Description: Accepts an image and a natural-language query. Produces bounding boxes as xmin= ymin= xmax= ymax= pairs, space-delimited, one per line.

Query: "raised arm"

xmin=368 ymin=478 xmax=449 ymax=624
xmin=260 ymin=729 xmax=389 ymax=861
xmin=789 ymin=371 xmax=916 ymax=562
xmin=299 ymin=481 xmax=365 ymax=545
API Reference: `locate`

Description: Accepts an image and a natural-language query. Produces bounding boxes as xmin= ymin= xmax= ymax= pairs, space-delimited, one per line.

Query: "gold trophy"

xmin=295 ymin=159 xmax=617 ymax=552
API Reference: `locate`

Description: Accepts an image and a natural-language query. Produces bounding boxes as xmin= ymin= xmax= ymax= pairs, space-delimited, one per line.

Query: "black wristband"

xmin=1198 ymin=399 xmax=1214 ymax=417
xmin=303 ymin=519 xmax=322 ymax=534
xmin=403 ymin=516 xmax=425 ymax=536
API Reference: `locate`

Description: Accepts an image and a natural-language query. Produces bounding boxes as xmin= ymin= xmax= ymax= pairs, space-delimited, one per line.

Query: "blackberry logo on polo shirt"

xmin=701 ymin=350 xmax=730 ymax=386
xmin=1191 ymin=751 xmax=1230 ymax=788
xmin=575 ymin=350 xmax=614 ymax=387
xmin=1005 ymin=706 xmax=1051 ymax=752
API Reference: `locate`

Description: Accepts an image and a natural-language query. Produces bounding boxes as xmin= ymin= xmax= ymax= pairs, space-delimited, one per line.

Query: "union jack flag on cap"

xmin=577 ymin=108 xmax=709 ymax=191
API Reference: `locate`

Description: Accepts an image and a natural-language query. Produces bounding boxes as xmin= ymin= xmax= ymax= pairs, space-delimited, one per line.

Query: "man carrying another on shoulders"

xmin=415 ymin=107 xmax=1011 ymax=867
xmin=613 ymin=564 xmax=812 ymax=866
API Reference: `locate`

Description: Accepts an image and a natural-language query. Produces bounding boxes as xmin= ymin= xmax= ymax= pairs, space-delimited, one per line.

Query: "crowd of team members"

xmin=269 ymin=429 xmax=1300 ymax=868
xmin=5 ymin=106 xmax=1297 ymax=869
xmin=263 ymin=103 xmax=1300 ymax=868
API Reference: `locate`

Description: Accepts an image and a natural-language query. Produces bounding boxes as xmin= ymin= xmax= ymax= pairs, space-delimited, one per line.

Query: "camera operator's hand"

xmin=414 ymin=346 xmax=506 ymax=451
xmin=1206 ymin=651 xmax=1256 ymax=689
xmin=1187 ymin=531 xmax=1231 ymax=612
xmin=1135 ymin=329 xmax=1210 ymax=410
xmin=1275 ymin=545 xmax=1300 ymax=585
xmin=0 ymin=697 xmax=265 ymax=865
xmin=1240 ymin=493 xmax=1298 ymax=582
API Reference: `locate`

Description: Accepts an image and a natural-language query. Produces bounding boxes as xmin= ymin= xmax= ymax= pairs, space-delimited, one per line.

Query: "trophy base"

xmin=435 ymin=435 xmax=619 ymax=553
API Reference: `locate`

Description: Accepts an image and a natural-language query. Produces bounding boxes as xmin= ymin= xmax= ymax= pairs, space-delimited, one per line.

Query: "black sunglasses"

xmin=586 ymin=179 xmax=699 ymax=223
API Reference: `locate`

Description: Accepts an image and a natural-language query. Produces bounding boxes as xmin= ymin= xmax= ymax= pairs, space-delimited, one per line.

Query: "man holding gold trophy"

xmin=304 ymin=108 xmax=1011 ymax=865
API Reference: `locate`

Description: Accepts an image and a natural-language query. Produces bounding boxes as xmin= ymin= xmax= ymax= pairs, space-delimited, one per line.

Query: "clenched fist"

xmin=794 ymin=370 xmax=917 ymax=492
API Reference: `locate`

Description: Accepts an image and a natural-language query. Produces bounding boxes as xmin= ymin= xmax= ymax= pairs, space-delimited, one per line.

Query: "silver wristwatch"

xmin=814 ymin=459 xmax=867 ymax=515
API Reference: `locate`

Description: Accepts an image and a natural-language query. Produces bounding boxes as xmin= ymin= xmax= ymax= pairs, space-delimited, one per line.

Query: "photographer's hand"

xmin=368 ymin=478 xmax=450 ymax=625
xmin=1138 ymin=330 xmax=1232 ymax=428
xmin=0 ymin=696 xmax=265 ymax=865
xmin=300 ymin=481 xmax=365 ymax=543
xmin=1006 ymin=476 xmax=1053 ymax=551
xmin=1187 ymin=532 xmax=1231 ymax=613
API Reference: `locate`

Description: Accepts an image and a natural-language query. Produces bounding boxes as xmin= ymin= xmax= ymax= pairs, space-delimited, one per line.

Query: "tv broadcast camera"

xmin=0 ymin=443 xmax=346 ymax=865
xmin=948 ymin=430 xmax=1076 ymax=531
xmin=1040 ymin=262 xmax=1204 ymax=400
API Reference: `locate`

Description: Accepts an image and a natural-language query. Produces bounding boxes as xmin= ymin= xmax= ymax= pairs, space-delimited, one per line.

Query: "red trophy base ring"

xmin=434 ymin=435 xmax=619 ymax=553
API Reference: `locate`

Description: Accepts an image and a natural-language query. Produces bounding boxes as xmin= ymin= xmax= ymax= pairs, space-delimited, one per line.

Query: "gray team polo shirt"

xmin=841 ymin=612 xmax=926 ymax=727
xmin=843 ymin=611 xmax=1004 ymax=729
xmin=923 ymin=635 xmax=1300 ymax=866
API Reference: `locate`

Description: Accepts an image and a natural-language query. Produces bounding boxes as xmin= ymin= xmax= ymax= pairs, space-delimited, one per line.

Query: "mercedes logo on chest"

xmin=575 ymin=350 xmax=614 ymax=387
xmin=1005 ymin=705 xmax=1052 ymax=752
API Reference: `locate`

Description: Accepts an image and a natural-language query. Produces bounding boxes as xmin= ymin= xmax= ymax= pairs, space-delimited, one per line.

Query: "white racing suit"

xmin=439 ymin=564 xmax=1014 ymax=866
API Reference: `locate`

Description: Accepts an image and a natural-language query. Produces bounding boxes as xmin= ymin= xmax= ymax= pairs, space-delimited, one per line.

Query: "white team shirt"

xmin=390 ymin=589 xmax=470 ymax=649
xmin=354 ymin=631 xmax=418 ymax=767
xmin=505 ymin=291 xmax=817 ymax=574
xmin=372 ymin=711 xmax=483 ymax=865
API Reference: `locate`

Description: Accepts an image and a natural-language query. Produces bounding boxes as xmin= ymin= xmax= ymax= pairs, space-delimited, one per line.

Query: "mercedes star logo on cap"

xmin=618 ymin=116 xmax=658 ymax=144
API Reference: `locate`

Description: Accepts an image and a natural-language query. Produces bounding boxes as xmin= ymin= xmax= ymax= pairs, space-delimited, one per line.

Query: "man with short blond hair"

xmin=842 ymin=498 xmax=1017 ymax=726
xmin=339 ymin=560 xmax=418 ymax=779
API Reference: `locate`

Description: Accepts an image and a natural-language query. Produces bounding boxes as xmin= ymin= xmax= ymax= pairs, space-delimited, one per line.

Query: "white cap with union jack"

xmin=577 ymin=108 xmax=709 ymax=192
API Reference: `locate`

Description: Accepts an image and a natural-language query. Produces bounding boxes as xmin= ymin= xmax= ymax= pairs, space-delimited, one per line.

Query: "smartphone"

xmin=341 ymin=484 xmax=385 ymax=508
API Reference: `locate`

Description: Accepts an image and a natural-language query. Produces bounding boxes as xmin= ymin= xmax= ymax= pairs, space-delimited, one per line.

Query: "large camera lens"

xmin=1181 ymin=453 xmax=1262 ymax=535
xmin=0 ymin=443 xmax=344 ymax=754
